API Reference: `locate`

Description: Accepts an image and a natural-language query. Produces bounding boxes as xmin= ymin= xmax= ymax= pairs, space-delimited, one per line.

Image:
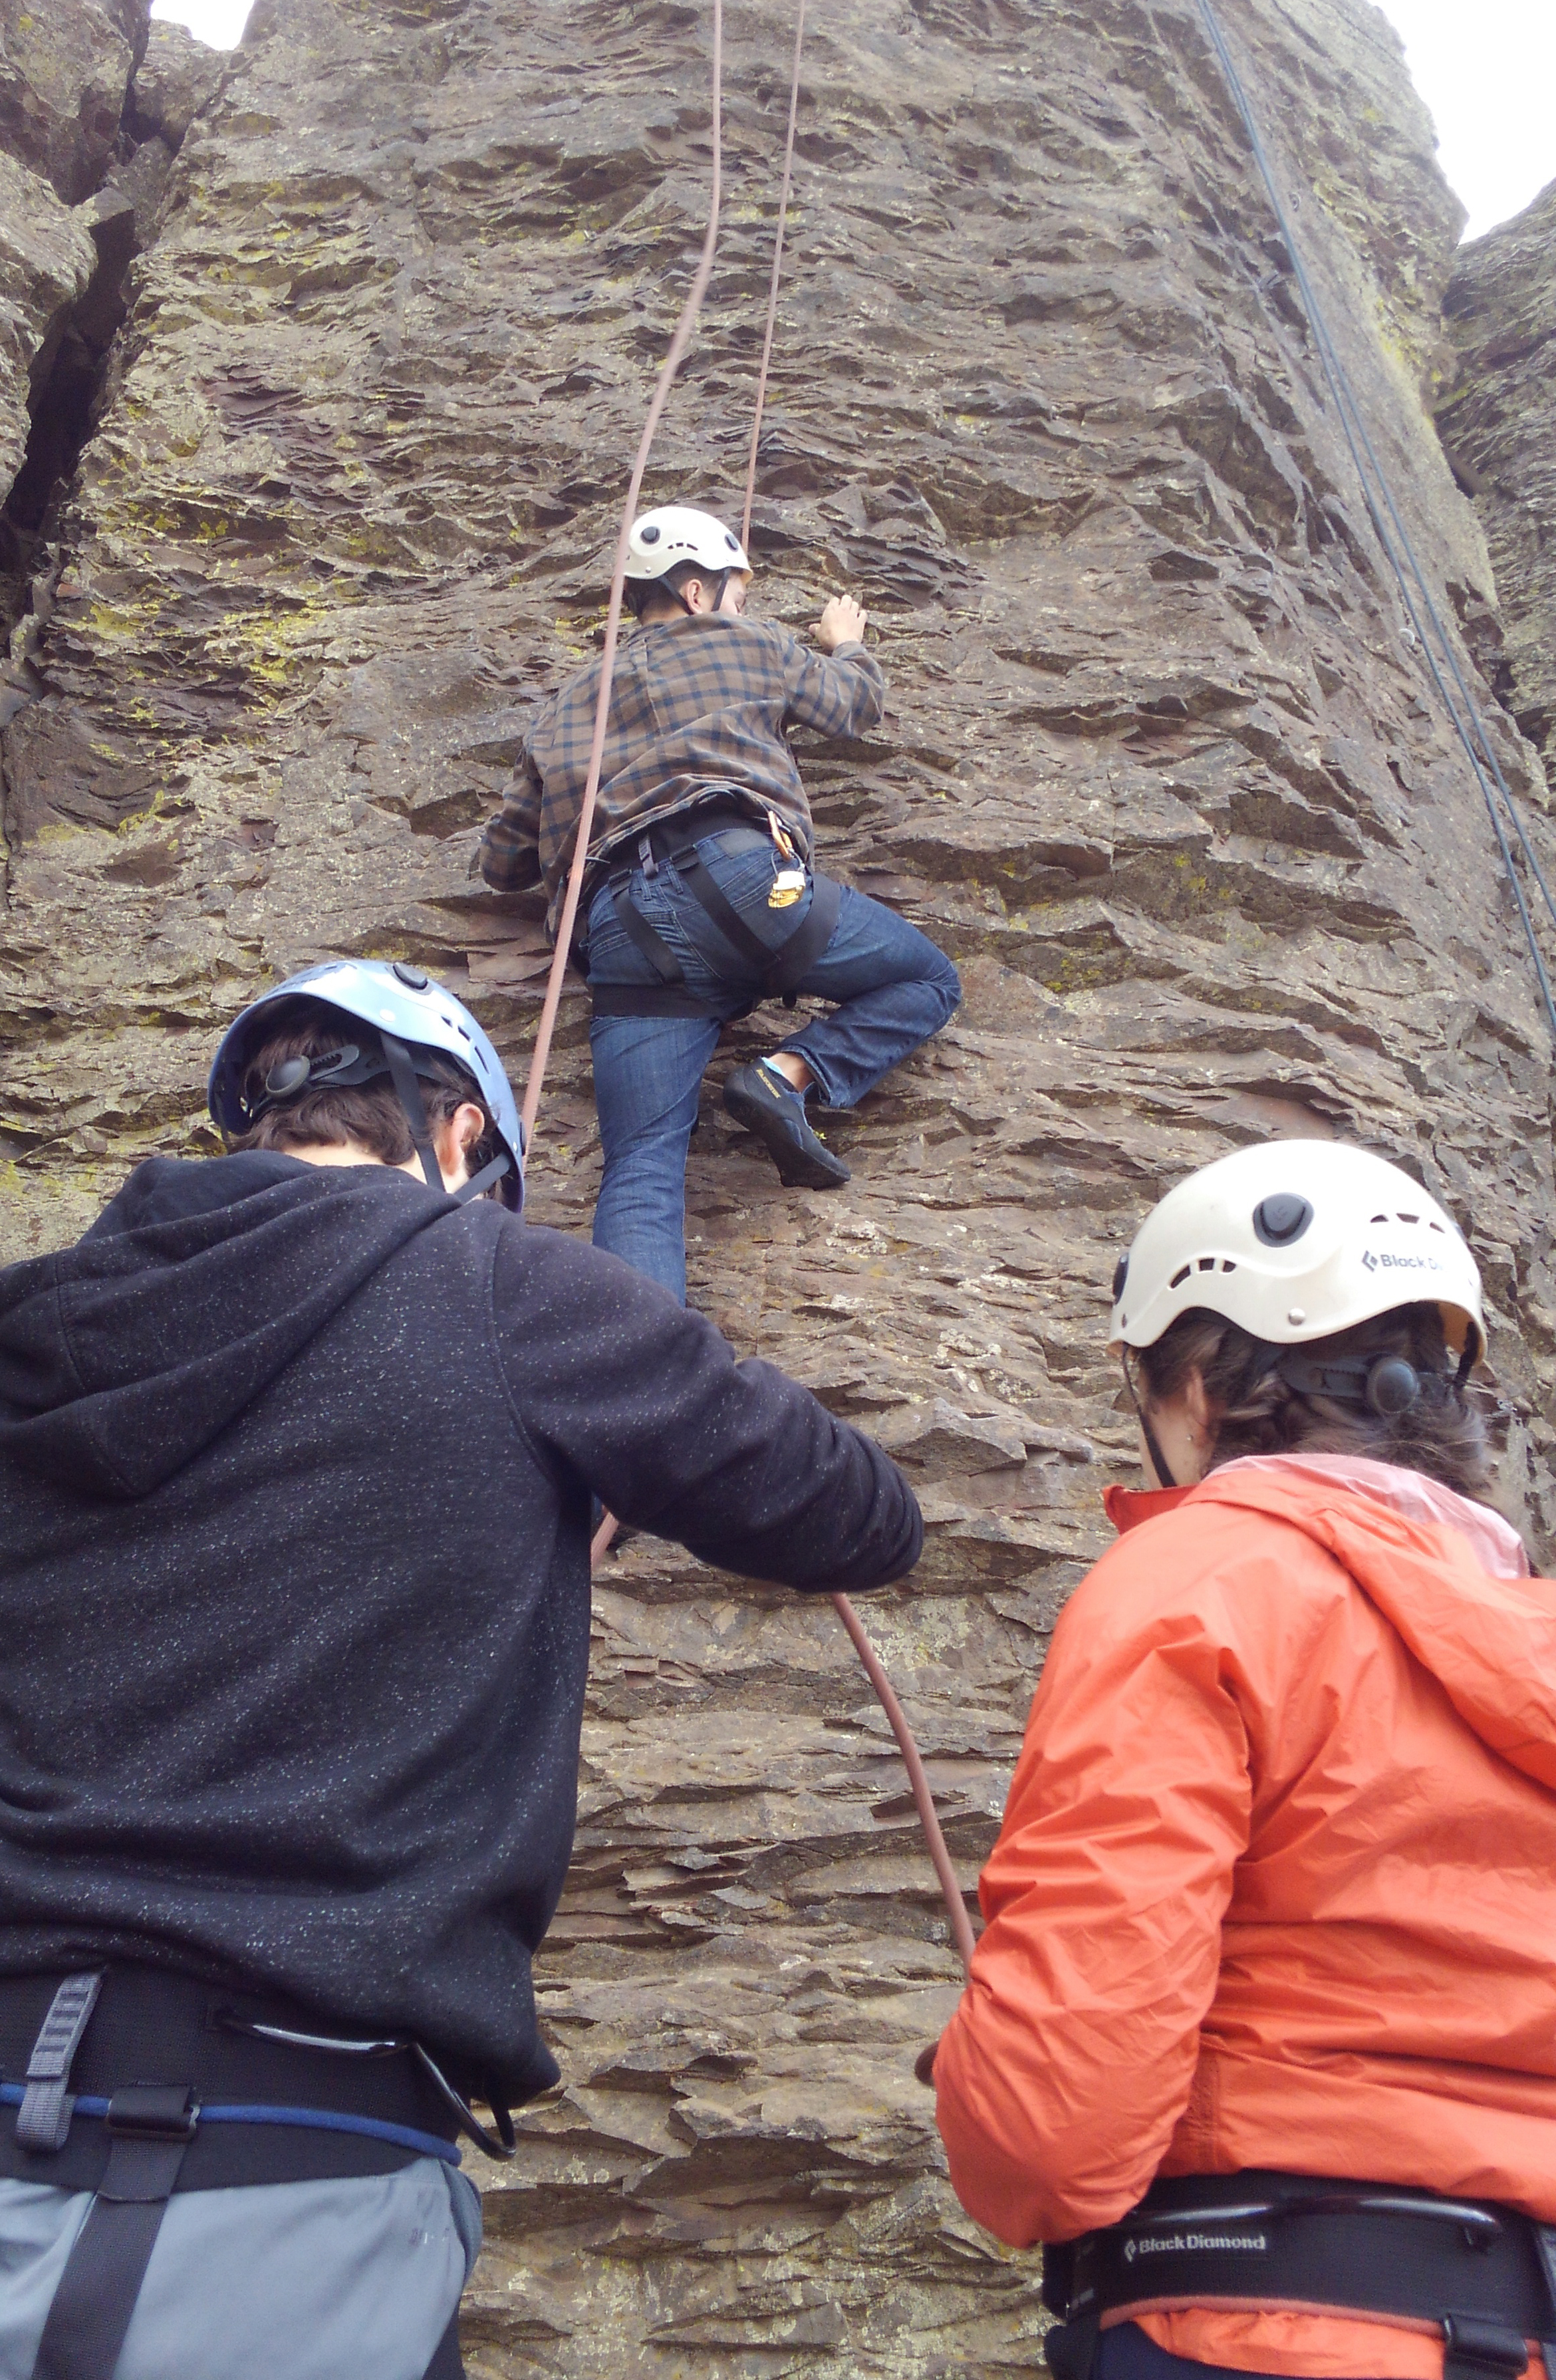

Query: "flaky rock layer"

xmin=3 ymin=3 xmax=1555 ymax=2372
xmin=1442 ymin=177 xmax=1556 ymax=778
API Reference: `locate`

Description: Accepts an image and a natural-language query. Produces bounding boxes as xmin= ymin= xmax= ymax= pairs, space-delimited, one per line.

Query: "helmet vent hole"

xmin=1197 ymin=1256 xmax=1215 ymax=1271
xmin=1111 ymin=1256 xmax=1128 ymax=1301
xmin=1170 ymin=1264 xmax=1192 ymax=1289
xmin=1253 ymin=1194 xmax=1313 ymax=1248
xmin=1221 ymin=1259 xmax=1236 ymax=1272
xmin=1397 ymin=1212 xmax=1419 ymax=1224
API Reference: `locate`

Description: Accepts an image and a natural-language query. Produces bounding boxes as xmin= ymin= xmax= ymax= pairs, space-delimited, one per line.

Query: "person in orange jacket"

xmin=929 ymin=1140 xmax=1556 ymax=2380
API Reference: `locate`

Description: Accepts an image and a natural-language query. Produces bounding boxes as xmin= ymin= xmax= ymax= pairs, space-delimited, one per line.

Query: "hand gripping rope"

xmin=515 ymin=0 xmax=975 ymax=1980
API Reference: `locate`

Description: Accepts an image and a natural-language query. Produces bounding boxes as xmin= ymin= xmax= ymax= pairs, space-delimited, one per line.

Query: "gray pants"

xmin=0 ymin=2158 xmax=480 ymax=2379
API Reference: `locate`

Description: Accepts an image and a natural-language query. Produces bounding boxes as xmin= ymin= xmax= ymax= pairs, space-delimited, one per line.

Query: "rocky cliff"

xmin=1440 ymin=176 xmax=1556 ymax=779
xmin=3 ymin=3 xmax=1555 ymax=2373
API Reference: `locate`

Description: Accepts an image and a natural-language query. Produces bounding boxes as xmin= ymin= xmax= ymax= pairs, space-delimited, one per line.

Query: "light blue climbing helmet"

xmin=208 ymin=958 xmax=525 ymax=1212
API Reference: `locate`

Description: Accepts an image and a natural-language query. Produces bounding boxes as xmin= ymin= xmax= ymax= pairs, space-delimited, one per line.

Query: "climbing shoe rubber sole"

xmin=722 ymin=1061 xmax=851 ymax=1190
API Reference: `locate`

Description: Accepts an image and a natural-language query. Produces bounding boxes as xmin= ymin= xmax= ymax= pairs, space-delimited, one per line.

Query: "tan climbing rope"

xmin=833 ymin=1591 xmax=977 ymax=1969
xmin=515 ymin=0 xmax=973 ymax=1982
xmin=740 ymin=0 xmax=807 ymax=553
xmin=518 ymin=0 xmax=725 ymax=1148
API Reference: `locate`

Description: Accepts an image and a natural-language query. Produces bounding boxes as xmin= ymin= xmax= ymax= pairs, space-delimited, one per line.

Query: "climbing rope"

xmin=513 ymin=0 xmax=973 ymax=1980
xmin=1194 ymin=0 xmax=1556 ymax=1043
xmin=517 ymin=3 xmax=725 ymax=1148
xmin=834 ymin=1591 xmax=977 ymax=1968
xmin=740 ymin=0 xmax=807 ymax=553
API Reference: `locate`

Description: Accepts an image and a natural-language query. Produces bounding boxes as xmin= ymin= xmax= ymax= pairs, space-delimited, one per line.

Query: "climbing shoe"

xmin=722 ymin=1060 xmax=850 ymax=1190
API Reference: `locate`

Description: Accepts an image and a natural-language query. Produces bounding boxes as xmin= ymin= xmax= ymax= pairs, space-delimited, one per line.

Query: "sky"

xmin=150 ymin=0 xmax=1555 ymax=243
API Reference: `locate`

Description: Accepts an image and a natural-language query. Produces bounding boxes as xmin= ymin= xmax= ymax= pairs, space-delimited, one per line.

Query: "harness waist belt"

xmin=1042 ymin=2172 xmax=1556 ymax=2380
xmin=588 ymin=801 xmax=840 ymax=1021
xmin=3 ymin=1966 xmax=499 ymax=2380
xmin=0 ymin=1964 xmax=466 ymax=2192
xmin=590 ymin=798 xmax=787 ymax=887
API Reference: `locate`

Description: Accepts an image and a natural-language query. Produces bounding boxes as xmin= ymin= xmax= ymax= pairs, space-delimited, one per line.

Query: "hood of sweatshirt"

xmin=1106 ymin=1456 xmax=1556 ymax=1793
xmin=0 ymin=1153 xmax=456 ymax=1500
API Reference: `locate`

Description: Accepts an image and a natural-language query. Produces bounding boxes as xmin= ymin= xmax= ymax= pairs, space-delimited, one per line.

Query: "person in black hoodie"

xmin=0 ymin=959 xmax=922 ymax=2380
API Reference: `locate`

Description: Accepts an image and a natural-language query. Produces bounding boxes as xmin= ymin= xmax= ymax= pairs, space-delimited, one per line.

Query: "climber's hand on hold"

xmin=816 ymin=593 xmax=868 ymax=652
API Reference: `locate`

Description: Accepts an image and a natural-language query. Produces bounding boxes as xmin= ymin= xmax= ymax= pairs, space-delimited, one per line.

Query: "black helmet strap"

xmin=378 ymin=1031 xmax=447 ymax=1198
xmin=255 ymin=1027 xmax=505 ymax=1204
xmin=1120 ymin=1351 xmax=1178 ymax=1492
xmin=666 ymin=568 xmax=729 ymax=619
xmin=378 ymin=1033 xmax=511 ymax=1205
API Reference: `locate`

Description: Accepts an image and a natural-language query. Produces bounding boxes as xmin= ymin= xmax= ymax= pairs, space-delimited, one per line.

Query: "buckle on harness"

xmin=1442 ymin=2315 xmax=1531 ymax=2380
xmin=104 ymin=2085 xmax=199 ymax=2147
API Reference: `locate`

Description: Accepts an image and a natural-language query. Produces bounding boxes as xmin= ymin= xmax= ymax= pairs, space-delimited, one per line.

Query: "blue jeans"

xmin=584 ymin=830 xmax=961 ymax=1301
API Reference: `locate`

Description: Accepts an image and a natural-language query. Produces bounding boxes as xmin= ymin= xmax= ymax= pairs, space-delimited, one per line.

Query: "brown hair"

xmin=624 ymin=559 xmax=725 ymax=620
xmin=225 ymin=999 xmax=499 ymax=1177
xmin=1136 ymin=1301 xmax=1492 ymax=1501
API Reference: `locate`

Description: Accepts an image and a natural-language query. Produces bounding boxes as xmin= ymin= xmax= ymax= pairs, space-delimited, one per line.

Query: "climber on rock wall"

xmin=0 ymin=958 xmax=923 ymax=2380
xmin=926 ymin=1140 xmax=1556 ymax=2380
xmin=478 ymin=504 xmax=962 ymax=1303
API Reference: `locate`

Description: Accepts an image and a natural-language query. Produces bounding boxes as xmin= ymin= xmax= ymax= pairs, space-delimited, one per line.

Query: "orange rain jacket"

xmin=932 ymin=1456 xmax=1556 ymax=2379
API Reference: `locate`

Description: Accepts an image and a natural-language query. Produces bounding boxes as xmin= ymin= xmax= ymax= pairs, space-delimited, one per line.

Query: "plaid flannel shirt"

xmin=478 ymin=611 xmax=886 ymax=939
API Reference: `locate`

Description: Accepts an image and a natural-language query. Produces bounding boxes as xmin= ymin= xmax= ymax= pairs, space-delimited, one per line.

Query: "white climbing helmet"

xmin=1108 ymin=1140 xmax=1484 ymax=1365
xmin=623 ymin=505 xmax=751 ymax=586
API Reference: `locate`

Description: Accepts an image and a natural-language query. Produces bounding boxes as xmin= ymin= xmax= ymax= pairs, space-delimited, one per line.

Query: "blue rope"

xmin=0 ymin=2079 xmax=460 ymax=2167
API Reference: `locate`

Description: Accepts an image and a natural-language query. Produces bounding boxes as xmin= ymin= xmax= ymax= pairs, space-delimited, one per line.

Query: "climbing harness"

xmin=509 ymin=0 xmax=975 ymax=1981
xmin=1043 ymin=2169 xmax=1556 ymax=2380
xmin=1194 ymin=0 xmax=1556 ymax=1044
xmin=1 ymin=1965 xmax=501 ymax=2380
xmin=588 ymin=806 xmax=841 ymax=1020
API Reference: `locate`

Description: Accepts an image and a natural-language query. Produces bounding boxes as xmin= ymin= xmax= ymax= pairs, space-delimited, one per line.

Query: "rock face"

xmin=0 ymin=0 xmax=148 ymax=649
xmin=1441 ymin=178 xmax=1556 ymax=777
xmin=3 ymin=1 xmax=1556 ymax=2373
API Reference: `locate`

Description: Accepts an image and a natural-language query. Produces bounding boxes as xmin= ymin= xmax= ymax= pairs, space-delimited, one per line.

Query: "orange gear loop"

xmin=521 ymin=0 xmax=973 ymax=1984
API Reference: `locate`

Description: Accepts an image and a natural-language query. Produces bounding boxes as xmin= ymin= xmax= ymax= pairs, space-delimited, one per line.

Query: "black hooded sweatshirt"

xmin=0 ymin=1154 xmax=920 ymax=2099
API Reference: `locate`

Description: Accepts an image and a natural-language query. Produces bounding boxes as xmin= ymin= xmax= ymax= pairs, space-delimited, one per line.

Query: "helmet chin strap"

xmin=379 ymin=1031 xmax=511 ymax=1206
xmin=1120 ymin=1351 xmax=1178 ymax=1491
xmin=379 ymin=1031 xmax=449 ymax=1198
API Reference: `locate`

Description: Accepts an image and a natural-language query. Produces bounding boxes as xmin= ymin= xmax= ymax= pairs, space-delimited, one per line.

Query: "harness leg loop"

xmin=32 ymin=2086 xmax=197 ymax=2380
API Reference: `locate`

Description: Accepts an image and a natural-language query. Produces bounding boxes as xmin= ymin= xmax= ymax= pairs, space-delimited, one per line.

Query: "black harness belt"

xmin=1042 ymin=2172 xmax=1556 ymax=2380
xmin=587 ymin=806 xmax=841 ymax=1021
xmin=0 ymin=1964 xmax=501 ymax=2380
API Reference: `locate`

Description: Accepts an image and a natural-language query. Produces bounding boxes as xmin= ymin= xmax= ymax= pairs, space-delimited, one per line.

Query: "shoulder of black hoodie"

xmin=488 ymin=1219 xmax=922 ymax=1592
